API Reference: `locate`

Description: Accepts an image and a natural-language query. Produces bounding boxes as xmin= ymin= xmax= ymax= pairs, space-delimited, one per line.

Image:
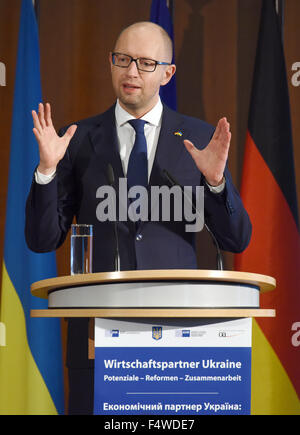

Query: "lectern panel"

xmin=48 ymin=281 xmax=260 ymax=308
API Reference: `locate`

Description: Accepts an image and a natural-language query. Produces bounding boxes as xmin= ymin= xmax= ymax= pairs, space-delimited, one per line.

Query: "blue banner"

xmin=94 ymin=319 xmax=252 ymax=415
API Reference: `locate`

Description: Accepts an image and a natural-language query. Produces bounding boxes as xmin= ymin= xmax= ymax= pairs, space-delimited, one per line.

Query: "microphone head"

xmin=107 ymin=163 xmax=115 ymax=186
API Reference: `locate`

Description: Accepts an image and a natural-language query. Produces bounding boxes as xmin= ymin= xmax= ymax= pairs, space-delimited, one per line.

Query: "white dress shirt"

xmin=115 ymin=98 xmax=162 ymax=180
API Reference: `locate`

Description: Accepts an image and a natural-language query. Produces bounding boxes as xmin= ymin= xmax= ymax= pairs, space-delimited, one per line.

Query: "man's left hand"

xmin=183 ymin=117 xmax=231 ymax=187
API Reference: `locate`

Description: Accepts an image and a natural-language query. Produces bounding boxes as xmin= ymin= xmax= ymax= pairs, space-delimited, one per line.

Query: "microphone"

xmin=106 ymin=164 xmax=121 ymax=271
xmin=162 ymin=169 xmax=224 ymax=271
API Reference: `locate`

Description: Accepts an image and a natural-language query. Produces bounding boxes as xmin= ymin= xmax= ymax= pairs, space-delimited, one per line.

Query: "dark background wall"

xmin=1 ymin=0 xmax=299 ymax=409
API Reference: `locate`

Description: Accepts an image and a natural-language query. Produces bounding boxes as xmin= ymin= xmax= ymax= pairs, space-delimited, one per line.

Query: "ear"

xmin=109 ymin=52 xmax=116 ymax=76
xmin=108 ymin=51 xmax=113 ymax=68
xmin=160 ymin=64 xmax=176 ymax=87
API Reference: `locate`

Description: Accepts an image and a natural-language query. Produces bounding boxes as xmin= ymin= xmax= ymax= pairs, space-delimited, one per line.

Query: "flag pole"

xmin=275 ymin=0 xmax=285 ymax=43
xmin=33 ymin=0 xmax=40 ymax=24
xmin=168 ymin=0 xmax=174 ymax=22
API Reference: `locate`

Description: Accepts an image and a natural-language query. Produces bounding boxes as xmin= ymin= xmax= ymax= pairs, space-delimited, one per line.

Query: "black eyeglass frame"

xmin=111 ymin=52 xmax=171 ymax=72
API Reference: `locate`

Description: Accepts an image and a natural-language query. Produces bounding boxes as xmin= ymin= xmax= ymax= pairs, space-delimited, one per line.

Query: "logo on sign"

xmin=291 ymin=62 xmax=300 ymax=87
xmin=152 ymin=326 xmax=162 ymax=340
xmin=218 ymin=330 xmax=244 ymax=338
xmin=111 ymin=329 xmax=119 ymax=337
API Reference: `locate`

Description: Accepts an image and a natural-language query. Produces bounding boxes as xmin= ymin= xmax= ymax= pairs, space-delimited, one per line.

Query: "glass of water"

xmin=70 ymin=224 xmax=93 ymax=275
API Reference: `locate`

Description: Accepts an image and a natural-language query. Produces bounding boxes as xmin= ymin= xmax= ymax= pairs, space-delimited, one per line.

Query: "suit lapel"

xmin=149 ymin=105 xmax=187 ymax=187
xmin=89 ymin=105 xmax=136 ymax=234
xmin=89 ymin=105 xmax=124 ymax=180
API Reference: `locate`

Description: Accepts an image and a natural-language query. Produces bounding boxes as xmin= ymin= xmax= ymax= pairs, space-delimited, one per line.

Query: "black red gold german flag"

xmin=235 ymin=0 xmax=300 ymax=414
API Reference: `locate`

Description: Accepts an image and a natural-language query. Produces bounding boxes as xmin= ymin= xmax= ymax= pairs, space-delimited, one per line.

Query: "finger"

xmin=214 ymin=118 xmax=231 ymax=145
xmin=45 ymin=102 xmax=53 ymax=127
xmin=38 ymin=103 xmax=46 ymax=128
xmin=221 ymin=117 xmax=230 ymax=135
xmin=32 ymin=127 xmax=41 ymax=141
xmin=63 ymin=124 xmax=77 ymax=143
xmin=226 ymin=131 xmax=232 ymax=147
xmin=213 ymin=118 xmax=225 ymax=140
xmin=32 ymin=110 xmax=42 ymax=134
xmin=183 ymin=139 xmax=199 ymax=159
xmin=220 ymin=119 xmax=231 ymax=146
xmin=215 ymin=117 xmax=228 ymax=133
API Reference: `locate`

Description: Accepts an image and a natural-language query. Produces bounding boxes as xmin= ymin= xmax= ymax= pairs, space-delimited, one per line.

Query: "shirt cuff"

xmin=35 ymin=168 xmax=56 ymax=185
xmin=205 ymin=177 xmax=226 ymax=194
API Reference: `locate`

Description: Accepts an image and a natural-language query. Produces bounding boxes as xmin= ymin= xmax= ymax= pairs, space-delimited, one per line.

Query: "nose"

xmin=126 ymin=59 xmax=139 ymax=76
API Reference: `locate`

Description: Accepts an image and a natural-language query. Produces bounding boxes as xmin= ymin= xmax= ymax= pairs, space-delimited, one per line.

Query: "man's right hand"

xmin=32 ymin=102 xmax=77 ymax=175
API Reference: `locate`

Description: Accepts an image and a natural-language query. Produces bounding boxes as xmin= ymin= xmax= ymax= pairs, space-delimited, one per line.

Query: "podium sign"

xmin=94 ymin=317 xmax=252 ymax=415
xmin=29 ymin=270 xmax=276 ymax=415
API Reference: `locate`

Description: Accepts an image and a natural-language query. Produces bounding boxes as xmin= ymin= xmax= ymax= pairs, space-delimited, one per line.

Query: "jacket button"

xmin=136 ymin=234 xmax=143 ymax=241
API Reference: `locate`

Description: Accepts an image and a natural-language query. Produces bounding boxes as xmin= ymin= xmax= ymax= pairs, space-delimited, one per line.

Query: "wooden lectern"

xmin=31 ymin=270 xmax=275 ymax=415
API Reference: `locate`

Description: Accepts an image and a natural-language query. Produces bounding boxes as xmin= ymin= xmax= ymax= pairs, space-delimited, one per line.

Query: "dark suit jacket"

xmin=25 ymin=104 xmax=251 ymax=271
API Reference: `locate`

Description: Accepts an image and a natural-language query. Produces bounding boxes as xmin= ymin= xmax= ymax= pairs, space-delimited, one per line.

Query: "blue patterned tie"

xmin=127 ymin=119 xmax=148 ymax=190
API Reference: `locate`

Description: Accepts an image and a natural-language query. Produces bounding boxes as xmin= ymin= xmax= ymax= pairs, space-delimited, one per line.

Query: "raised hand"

xmin=183 ymin=117 xmax=231 ymax=186
xmin=32 ymin=102 xmax=77 ymax=175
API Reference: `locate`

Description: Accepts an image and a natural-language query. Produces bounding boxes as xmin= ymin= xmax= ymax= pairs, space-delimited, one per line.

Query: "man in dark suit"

xmin=25 ymin=22 xmax=251 ymax=414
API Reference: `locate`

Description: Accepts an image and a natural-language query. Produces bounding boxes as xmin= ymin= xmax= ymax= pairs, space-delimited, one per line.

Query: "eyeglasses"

xmin=111 ymin=52 xmax=171 ymax=72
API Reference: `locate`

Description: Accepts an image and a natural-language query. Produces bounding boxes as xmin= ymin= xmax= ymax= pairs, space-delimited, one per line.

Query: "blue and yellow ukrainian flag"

xmin=0 ymin=0 xmax=64 ymax=415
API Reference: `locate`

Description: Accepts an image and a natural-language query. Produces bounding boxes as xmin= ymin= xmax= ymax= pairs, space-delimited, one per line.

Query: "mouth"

xmin=122 ymin=83 xmax=141 ymax=93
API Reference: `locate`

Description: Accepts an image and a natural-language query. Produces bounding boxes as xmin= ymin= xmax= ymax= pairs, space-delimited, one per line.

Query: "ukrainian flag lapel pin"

xmin=174 ymin=130 xmax=183 ymax=137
